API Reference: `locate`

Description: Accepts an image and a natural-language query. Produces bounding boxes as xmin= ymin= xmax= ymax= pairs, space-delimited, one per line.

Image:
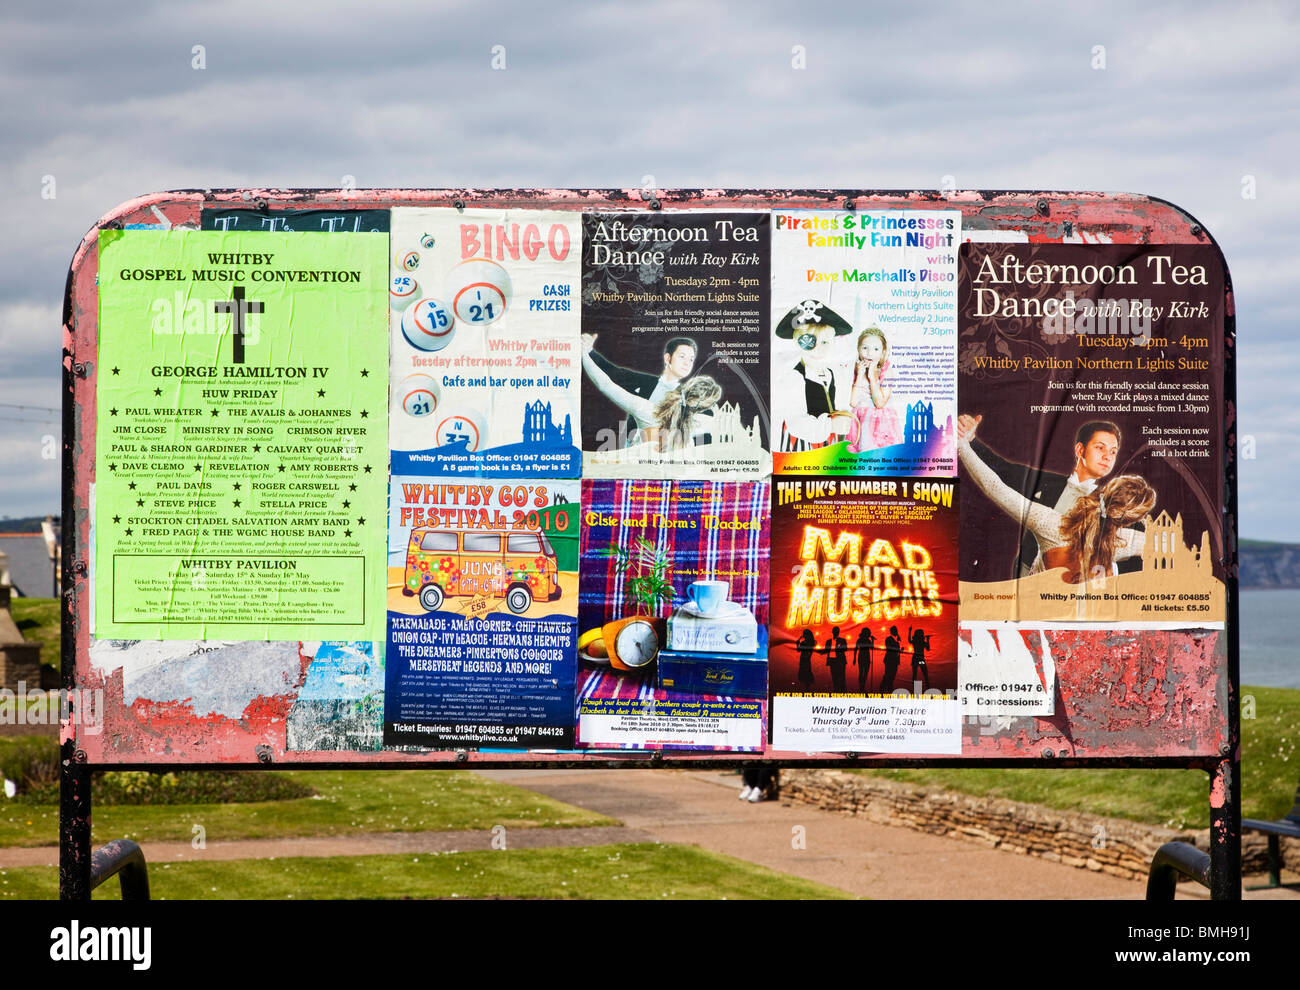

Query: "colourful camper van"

xmin=403 ymin=528 xmax=560 ymax=614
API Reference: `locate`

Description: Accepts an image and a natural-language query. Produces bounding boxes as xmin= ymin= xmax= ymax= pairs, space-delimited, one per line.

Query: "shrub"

xmin=0 ymin=736 xmax=60 ymax=793
xmin=0 ymin=738 xmax=315 ymax=805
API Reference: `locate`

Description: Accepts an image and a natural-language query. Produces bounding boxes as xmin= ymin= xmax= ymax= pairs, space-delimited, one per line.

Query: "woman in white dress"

xmin=581 ymin=340 xmax=722 ymax=452
xmin=957 ymin=435 xmax=1155 ymax=584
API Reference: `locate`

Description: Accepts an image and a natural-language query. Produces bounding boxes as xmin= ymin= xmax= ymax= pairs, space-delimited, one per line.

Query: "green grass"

xmin=853 ymin=684 xmax=1299 ymax=830
xmin=0 ymin=770 xmax=614 ymax=849
xmin=0 ymin=843 xmax=851 ymax=900
xmin=8 ymin=597 xmax=59 ymax=670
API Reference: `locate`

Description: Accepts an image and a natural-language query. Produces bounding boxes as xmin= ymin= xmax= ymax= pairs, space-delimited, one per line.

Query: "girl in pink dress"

xmin=847 ymin=327 xmax=902 ymax=452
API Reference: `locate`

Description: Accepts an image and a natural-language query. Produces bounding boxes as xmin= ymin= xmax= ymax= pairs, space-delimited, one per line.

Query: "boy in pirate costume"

xmin=774 ymin=299 xmax=856 ymax=452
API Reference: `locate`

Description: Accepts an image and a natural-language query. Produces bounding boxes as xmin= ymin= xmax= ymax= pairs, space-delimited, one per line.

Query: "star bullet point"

xmin=136 ymin=498 xmax=144 ymax=507
xmin=211 ymin=408 xmax=219 ymax=417
xmin=360 ymin=369 xmax=369 ymax=377
xmin=108 ymin=462 xmax=116 ymax=471
xmin=111 ymin=367 xmax=120 ymax=375
xmin=112 ymin=515 xmax=121 ymax=524
xmin=109 ymin=408 xmax=118 ymax=416
xmin=343 ymin=529 xmax=353 ymax=538
xmin=278 ymin=464 xmax=286 ymax=472
xmin=317 ymin=388 xmax=325 ymax=398
xmin=233 ymin=482 xmax=241 ymax=491
xmin=349 ymin=483 xmax=357 ymax=492
xmin=233 ymin=499 xmax=241 ymax=508
xmin=127 ymin=482 xmax=136 ymax=490
xmin=360 ymin=410 xmax=369 ymax=418
xmin=194 ymin=463 xmax=202 ymax=471
xmin=154 ymin=387 xmax=163 ymax=396
xmin=363 ymin=465 xmax=372 ymax=473
xmin=357 ymin=516 xmax=366 ymax=525
xmin=124 ymin=528 xmax=133 ymax=536
xmin=342 ymin=500 xmax=351 ymax=509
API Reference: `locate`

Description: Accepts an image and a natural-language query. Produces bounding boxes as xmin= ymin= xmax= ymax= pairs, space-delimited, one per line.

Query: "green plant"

xmin=18 ymin=769 xmax=317 ymax=806
xmin=596 ymin=537 xmax=675 ymax=615
xmin=0 ymin=737 xmax=59 ymax=794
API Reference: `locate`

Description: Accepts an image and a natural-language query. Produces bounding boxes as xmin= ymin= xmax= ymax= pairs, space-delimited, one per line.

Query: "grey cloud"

xmin=0 ymin=0 xmax=1296 ymax=536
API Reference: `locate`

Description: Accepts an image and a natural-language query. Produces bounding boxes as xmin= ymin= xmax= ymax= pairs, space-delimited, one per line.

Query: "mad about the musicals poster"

xmin=768 ymin=476 xmax=961 ymax=753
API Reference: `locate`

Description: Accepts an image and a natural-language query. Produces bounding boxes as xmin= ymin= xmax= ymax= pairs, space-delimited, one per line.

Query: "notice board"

xmin=60 ymin=189 xmax=1236 ymax=767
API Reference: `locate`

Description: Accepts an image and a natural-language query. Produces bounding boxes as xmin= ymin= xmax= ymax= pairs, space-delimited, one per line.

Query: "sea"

xmin=1241 ymin=589 xmax=1300 ymax=689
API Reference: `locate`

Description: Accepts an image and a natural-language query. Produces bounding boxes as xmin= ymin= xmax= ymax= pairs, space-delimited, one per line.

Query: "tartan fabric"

xmin=579 ymin=479 xmax=770 ymax=628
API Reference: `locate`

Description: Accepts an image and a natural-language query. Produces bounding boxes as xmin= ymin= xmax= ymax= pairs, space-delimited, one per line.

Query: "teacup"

xmin=687 ymin=580 xmax=730 ymax=616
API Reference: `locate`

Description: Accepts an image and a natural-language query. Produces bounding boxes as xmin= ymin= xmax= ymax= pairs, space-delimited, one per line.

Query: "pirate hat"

xmin=775 ymin=299 xmax=853 ymax=338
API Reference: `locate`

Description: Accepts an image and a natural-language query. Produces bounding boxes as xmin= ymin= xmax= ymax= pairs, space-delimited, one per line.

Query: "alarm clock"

xmin=401 ymin=298 xmax=456 ymax=352
xmin=602 ymin=616 xmax=659 ymax=672
xmin=447 ymin=258 xmax=511 ymax=326
xmin=434 ymin=409 xmax=486 ymax=451
xmin=396 ymin=373 xmax=439 ymax=418
xmin=390 ymin=274 xmax=419 ymax=311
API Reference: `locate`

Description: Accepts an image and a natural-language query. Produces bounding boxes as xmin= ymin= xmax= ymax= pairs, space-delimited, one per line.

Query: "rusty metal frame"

xmin=59 ymin=188 xmax=1241 ymax=899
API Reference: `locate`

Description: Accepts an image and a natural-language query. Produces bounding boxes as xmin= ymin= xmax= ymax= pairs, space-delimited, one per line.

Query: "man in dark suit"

xmin=957 ymin=415 xmax=1141 ymax=577
xmin=582 ymin=333 xmax=697 ymax=446
xmin=825 ymin=626 xmax=848 ymax=693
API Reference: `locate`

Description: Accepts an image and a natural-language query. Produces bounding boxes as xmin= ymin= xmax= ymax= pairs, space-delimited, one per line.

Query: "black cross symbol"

xmin=213 ymin=286 xmax=264 ymax=364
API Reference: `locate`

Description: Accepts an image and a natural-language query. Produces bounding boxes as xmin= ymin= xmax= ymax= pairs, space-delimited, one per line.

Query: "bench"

xmin=1242 ymin=780 xmax=1300 ymax=887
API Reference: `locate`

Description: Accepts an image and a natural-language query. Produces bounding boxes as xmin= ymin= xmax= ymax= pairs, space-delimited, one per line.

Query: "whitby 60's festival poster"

xmin=383 ymin=477 xmax=581 ymax=748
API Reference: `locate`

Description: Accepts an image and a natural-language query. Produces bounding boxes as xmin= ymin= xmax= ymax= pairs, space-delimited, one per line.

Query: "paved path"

xmin=478 ymin=769 xmax=1300 ymax=900
xmin=4 ymin=768 xmax=1294 ymax=899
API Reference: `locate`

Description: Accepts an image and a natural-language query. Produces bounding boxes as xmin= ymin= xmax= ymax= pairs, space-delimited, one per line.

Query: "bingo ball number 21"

xmin=448 ymin=258 xmax=512 ymax=326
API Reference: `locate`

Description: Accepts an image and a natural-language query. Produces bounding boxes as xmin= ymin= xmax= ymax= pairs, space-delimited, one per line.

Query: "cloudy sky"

xmin=1 ymin=1 xmax=1295 ymax=538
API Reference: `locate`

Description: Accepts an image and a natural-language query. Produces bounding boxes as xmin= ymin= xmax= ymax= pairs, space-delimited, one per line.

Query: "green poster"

xmin=95 ymin=230 xmax=389 ymax=641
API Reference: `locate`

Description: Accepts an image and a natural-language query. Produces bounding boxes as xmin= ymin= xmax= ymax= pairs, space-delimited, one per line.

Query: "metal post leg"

xmin=1208 ymin=757 xmax=1242 ymax=901
xmin=59 ymin=755 xmax=92 ymax=901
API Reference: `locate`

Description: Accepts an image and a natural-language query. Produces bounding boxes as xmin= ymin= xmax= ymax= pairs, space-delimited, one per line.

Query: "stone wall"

xmin=0 ymin=585 xmax=43 ymax=693
xmin=782 ymin=769 xmax=1299 ymax=883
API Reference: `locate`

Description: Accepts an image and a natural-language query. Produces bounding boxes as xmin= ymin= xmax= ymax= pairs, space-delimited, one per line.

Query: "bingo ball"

xmin=401 ymin=297 xmax=456 ymax=352
xmin=447 ymin=258 xmax=511 ymax=326
xmin=434 ymin=409 xmax=486 ymax=452
xmin=394 ymin=249 xmax=419 ymax=272
xmin=389 ymin=274 xmax=419 ymax=311
xmin=419 ymin=233 xmax=436 ymax=249
xmin=397 ymin=374 xmax=439 ymax=418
